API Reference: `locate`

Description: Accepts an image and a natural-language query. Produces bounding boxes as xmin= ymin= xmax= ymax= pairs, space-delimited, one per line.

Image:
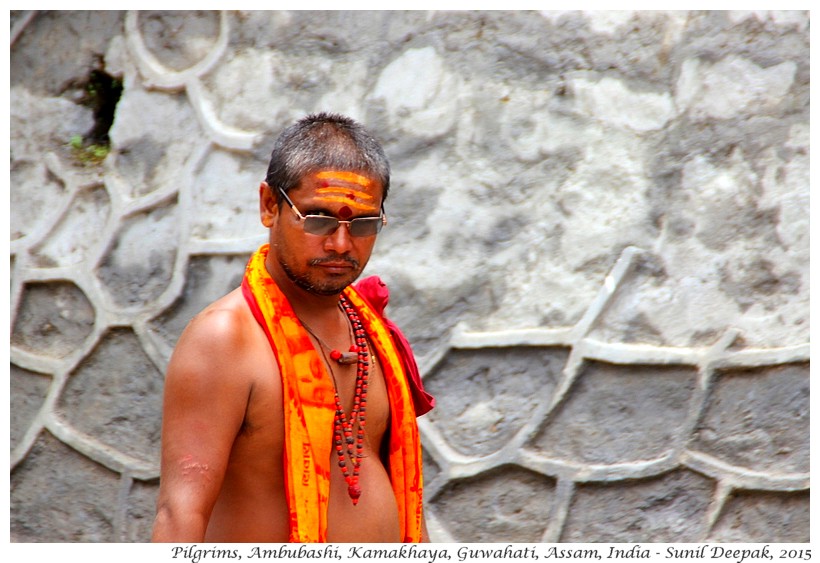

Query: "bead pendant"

xmin=330 ymin=349 xmax=358 ymax=365
xmin=348 ymin=483 xmax=362 ymax=504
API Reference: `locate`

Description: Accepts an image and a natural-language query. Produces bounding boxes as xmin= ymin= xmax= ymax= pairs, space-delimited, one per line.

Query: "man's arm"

xmin=151 ymin=306 xmax=256 ymax=542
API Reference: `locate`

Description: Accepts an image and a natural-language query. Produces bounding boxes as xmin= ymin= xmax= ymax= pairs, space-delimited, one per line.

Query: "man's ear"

xmin=259 ymin=181 xmax=277 ymax=227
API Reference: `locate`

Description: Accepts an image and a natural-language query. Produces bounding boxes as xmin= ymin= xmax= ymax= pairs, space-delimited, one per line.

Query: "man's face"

xmin=265 ymin=170 xmax=385 ymax=296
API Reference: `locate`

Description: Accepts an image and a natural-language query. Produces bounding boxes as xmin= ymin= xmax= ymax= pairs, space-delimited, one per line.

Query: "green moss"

xmin=68 ymin=136 xmax=110 ymax=165
xmin=68 ymin=69 xmax=122 ymax=166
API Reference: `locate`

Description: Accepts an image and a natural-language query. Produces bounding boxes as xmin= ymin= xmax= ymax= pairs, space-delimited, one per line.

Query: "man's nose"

xmin=323 ymin=222 xmax=353 ymax=253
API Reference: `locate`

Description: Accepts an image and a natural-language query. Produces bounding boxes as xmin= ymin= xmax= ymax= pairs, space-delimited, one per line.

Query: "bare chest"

xmin=240 ymin=340 xmax=392 ymax=456
xmin=321 ymin=345 xmax=392 ymax=452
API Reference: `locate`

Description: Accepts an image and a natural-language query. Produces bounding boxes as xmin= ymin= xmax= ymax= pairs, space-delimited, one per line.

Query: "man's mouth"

xmin=310 ymin=256 xmax=359 ymax=271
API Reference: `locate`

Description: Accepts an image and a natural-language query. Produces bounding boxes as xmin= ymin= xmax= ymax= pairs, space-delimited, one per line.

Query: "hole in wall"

xmin=68 ymin=65 xmax=123 ymax=164
xmin=81 ymin=68 xmax=123 ymax=145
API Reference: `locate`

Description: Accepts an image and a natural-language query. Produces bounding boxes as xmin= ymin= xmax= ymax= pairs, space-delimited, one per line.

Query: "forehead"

xmin=297 ymin=169 xmax=384 ymax=204
xmin=315 ymin=170 xmax=373 ymax=187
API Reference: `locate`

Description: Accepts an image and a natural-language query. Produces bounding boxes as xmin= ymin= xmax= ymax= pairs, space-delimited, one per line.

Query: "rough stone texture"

xmin=690 ymin=363 xmax=809 ymax=475
xmin=707 ymin=490 xmax=810 ymax=543
xmin=10 ymin=366 xmax=51 ymax=452
xmin=11 ymin=282 xmax=96 ymax=359
xmin=10 ymin=10 xmax=809 ymax=543
xmin=531 ymin=363 xmax=698 ymax=465
xmin=561 ymin=469 xmax=716 ymax=542
xmin=434 ymin=467 xmax=557 ymax=543
xmin=11 ymin=433 xmax=121 ymax=542
xmin=29 ymin=185 xmax=112 ymax=269
xmin=425 ymin=347 xmax=567 ymax=457
xmin=96 ymin=205 xmax=180 ymax=308
xmin=57 ymin=328 xmax=164 ymax=465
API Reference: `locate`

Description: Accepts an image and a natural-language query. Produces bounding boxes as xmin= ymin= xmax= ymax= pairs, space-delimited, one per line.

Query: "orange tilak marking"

xmin=316 ymin=196 xmax=378 ymax=212
xmin=316 ymin=170 xmax=372 ymax=187
xmin=316 ymin=187 xmax=374 ymax=201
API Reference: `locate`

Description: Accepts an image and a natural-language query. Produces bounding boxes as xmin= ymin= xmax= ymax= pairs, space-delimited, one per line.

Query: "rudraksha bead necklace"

xmin=302 ymin=296 xmax=369 ymax=505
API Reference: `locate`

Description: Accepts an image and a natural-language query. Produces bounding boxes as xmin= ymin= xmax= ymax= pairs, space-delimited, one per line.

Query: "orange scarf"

xmin=241 ymin=244 xmax=423 ymax=543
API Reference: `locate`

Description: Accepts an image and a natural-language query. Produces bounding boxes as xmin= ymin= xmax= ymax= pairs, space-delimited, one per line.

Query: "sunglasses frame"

xmin=277 ymin=186 xmax=386 ymax=237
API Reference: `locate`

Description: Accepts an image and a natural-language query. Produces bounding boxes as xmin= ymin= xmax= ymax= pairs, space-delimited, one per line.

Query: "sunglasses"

xmin=277 ymin=186 xmax=386 ymax=237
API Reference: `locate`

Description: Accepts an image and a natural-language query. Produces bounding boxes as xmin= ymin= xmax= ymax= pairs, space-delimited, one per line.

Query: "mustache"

xmin=309 ymin=255 xmax=360 ymax=269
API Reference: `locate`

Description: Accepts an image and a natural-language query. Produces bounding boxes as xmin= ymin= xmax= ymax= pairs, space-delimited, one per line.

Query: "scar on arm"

xmin=179 ymin=454 xmax=213 ymax=482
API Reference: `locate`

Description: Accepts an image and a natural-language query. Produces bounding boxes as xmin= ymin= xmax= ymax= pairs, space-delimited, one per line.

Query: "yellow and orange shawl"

xmin=241 ymin=244 xmax=424 ymax=542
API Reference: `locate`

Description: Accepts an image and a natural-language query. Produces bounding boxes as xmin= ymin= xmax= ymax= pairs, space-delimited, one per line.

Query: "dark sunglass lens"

xmin=349 ymin=218 xmax=382 ymax=237
xmin=303 ymin=216 xmax=340 ymax=235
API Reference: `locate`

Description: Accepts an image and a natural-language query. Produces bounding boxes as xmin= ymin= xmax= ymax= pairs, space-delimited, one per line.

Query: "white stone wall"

xmin=10 ymin=10 xmax=809 ymax=542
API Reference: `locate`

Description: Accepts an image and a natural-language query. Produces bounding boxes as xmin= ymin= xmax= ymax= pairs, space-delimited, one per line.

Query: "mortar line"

xmin=702 ymin=481 xmax=733 ymax=540
xmin=115 ymin=473 xmax=133 ymax=542
xmin=541 ymin=478 xmax=575 ymax=542
xmin=10 ymin=10 xmax=38 ymax=46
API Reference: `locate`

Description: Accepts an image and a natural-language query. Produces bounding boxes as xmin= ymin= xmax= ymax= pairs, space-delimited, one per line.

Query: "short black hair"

xmin=265 ymin=112 xmax=390 ymax=202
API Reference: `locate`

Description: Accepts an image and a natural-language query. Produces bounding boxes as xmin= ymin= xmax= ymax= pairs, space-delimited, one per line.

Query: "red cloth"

xmin=354 ymin=276 xmax=435 ymax=417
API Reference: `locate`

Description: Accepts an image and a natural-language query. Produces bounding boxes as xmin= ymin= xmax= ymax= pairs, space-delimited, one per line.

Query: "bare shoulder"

xmin=180 ymin=289 xmax=254 ymax=343
xmin=167 ymin=288 xmax=276 ymax=391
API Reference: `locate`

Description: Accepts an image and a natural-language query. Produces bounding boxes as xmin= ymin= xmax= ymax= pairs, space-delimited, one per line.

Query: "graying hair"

xmin=265 ymin=112 xmax=390 ymax=203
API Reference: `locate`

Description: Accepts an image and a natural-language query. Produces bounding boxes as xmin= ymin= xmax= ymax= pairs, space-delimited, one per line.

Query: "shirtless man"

xmin=151 ymin=113 xmax=430 ymax=543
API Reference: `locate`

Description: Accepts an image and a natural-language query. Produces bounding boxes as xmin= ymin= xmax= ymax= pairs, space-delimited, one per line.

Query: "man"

xmin=151 ymin=113 xmax=432 ymax=543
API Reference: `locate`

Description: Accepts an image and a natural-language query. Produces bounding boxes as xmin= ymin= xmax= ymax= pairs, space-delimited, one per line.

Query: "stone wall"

xmin=10 ymin=10 xmax=809 ymax=543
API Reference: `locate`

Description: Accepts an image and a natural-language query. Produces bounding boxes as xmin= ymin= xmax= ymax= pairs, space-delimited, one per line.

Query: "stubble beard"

xmin=279 ymin=255 xmax=362 ymax=296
